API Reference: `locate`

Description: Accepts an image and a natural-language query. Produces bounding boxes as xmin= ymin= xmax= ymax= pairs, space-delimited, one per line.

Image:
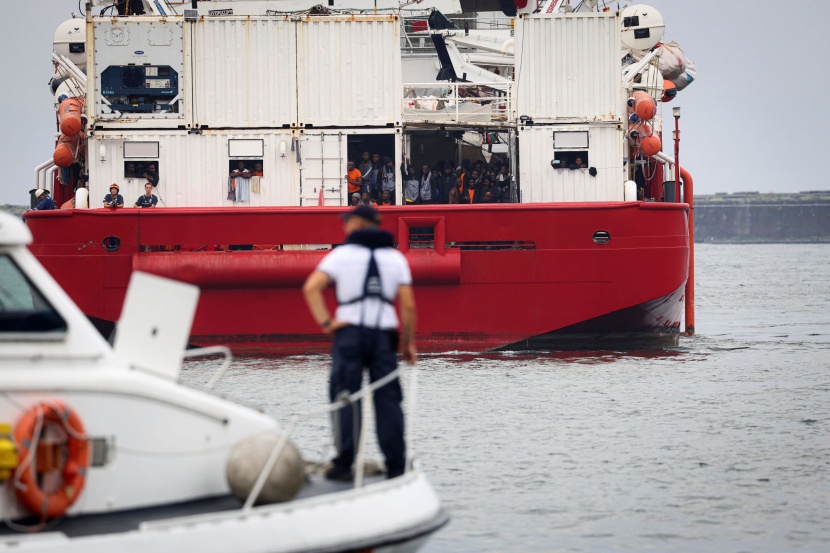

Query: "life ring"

xmin=13 ymin=401 xmax=90 ymax=519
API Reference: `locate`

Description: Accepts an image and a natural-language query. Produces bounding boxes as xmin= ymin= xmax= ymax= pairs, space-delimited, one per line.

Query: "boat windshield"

xmin=0 ymin=254 xmax=67 ymax=336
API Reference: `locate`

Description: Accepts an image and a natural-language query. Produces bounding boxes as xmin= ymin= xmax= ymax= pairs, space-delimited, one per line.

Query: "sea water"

xmin=181 ymin=244 xmax=830 ymax=552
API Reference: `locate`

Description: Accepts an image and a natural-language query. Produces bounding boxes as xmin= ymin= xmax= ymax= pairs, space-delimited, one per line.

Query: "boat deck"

xmin=0 ymin=473 xmax=385 ymax=538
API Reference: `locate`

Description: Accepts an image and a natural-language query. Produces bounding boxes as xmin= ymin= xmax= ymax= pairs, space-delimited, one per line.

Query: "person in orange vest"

xmin=345 ymin=161 xmax=362 ymax=196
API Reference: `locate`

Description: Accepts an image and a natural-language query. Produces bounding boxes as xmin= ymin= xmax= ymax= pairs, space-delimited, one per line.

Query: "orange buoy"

xmin=640 ymin=135 xmax=662 ymax=156
xmin=627 ymin=122 xmax=653 ymax=148
xmin=58 ymin=97 xmax=85 ymax=137
xmin=633 ymin=90 xmax=656 ymax=121
xmin=661 ymin=80 xmax=677 ymax=103
xmin=14 ymin=401 xmax=90 ymax=519
xmin=53 ymin=132 xmax=84 ymax=167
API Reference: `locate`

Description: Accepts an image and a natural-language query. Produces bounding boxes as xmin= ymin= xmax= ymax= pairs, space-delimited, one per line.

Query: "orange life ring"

xmin=14 ymin=401 xmax=90 ymax=519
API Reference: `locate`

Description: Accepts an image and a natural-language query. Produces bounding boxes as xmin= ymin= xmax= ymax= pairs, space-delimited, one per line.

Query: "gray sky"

xmin=2 ymin=0 xmax=829 ymax=204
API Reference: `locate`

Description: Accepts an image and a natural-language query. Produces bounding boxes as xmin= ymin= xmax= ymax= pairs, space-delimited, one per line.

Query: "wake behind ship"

xmin=24 ymin=0 xmax=696 ymax=353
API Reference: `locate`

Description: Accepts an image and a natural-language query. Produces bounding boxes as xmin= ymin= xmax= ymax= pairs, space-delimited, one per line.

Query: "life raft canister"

xmin=13 ymin=401 xmax=90 ymax=519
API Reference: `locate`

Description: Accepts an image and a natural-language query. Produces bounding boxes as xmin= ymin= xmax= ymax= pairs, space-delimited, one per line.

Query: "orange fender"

xmin=58 ymin=97 xmax=85 ymax=137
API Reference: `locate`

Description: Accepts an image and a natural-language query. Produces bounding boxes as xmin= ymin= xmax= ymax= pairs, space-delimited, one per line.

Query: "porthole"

xmin=102 ymin=236 xmax=121 ymax=251
xmin=592 ymin=230 xmax=611 ymax=245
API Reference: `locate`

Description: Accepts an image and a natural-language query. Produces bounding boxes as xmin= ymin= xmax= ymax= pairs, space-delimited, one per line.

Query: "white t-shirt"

xmin=317 ymin=244 xmax=412 ymax=330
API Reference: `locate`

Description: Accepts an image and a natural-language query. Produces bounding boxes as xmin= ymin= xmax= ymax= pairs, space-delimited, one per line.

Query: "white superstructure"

xmin=44 ymin=2 xmax=695 ymax=209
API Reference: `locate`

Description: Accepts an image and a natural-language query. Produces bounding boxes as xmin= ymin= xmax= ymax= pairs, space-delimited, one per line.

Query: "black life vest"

xmin=338 ymin=229 xmax=396 ymax=327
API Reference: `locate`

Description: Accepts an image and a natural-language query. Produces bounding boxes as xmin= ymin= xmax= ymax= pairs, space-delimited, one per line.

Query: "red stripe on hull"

xmin=24 ymin=203 xmax=689 ymax=353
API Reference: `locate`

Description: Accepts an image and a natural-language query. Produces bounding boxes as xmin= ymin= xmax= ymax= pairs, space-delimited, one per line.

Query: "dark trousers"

xmin=329 ymin=326 xmax=405 ymax=475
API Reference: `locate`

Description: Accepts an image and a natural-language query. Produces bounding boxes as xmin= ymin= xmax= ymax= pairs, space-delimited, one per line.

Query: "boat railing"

xmin=400 ymin=13 xmax=514 ymax=55
xmin=402 ymin=81 xmax=513 ymax=127
xmin=402 ymin=14 xmax=513 ymax=32
xmin=182 ymin=346 xmax=234 ymax=391
xmin=242 ymin=364 xmax=418 ymax=509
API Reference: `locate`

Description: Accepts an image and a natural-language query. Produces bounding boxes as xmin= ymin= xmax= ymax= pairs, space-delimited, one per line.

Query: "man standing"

xmin=302 ymin=205 xmax=417 ymax=481
xmin=358 ymin=151 xmax=373 ymax=196
xmin=134 ymin=182 xmax=158 ymax=208
xmin=346 ymin=161 xmax=362 ymax=197
xmin=380 ymin=156 xmax=396 ymax=205
xmin=419 ymin=165 xmax=433 ymax=204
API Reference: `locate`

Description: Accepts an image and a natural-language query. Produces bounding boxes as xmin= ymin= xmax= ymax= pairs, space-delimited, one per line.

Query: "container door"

xmin=299 ymin=132 xmax=345 ymax=206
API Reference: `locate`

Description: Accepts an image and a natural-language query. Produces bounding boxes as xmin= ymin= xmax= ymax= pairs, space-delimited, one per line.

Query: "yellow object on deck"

xmin=0 ymin=423 xmax=19 ymax=480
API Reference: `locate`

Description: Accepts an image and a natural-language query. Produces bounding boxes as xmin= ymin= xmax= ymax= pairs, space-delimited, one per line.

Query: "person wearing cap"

xmin=349 ymin=192 xmax=361 ymax=207
xmin=29 ymin=189 xmax=54 ymax=211
xmin=302 ymin=205 xmax=417 ymax=482
xmin=103 ymin=184 xmax=124 ymax=209
xmin=134 ymin=182 xmax=158 ymax=208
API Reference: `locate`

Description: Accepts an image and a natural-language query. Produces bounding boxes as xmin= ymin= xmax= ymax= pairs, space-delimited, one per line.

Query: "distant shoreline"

xmin=693 ymin=191 xmax=830 ymax=244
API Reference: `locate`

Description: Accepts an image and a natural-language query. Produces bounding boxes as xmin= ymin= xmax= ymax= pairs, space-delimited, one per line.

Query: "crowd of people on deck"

xmin=28 ymin=153 xmax=515 ymax=210
xmin=348 ymin=150 xmax=514 ymax=206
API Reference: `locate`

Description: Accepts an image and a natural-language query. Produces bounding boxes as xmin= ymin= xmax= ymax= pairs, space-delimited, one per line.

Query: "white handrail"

xmin=242 ymin=365 xmax=411 ymax=510
xmin=182 ymin=346 xmax=234 ymax=391
xmin=32 ymin=159 xmax=54 ymax=192
xmin=51 ymin=53 xmax=87 ymax=88
xmin=403 ymin=81 xmax=513 ymax=125
xmin=623 ymin=48 xmax=660 ymax=89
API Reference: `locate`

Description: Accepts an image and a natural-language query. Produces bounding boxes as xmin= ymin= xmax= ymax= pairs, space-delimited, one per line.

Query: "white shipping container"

xmin=515 ymin=13 xmax=623 ymax=124
xmin=190 ymin=18 xmax=298 ymax=128
xmin=92 ymin=19 xmax=185 ymax=127
xmin=296 ymin=16 xmax=403 ymax=127
xmin=518 ymin=124 xmax=624 ymax=202
xmin=89 ymin=130 xmax=298 ymax=208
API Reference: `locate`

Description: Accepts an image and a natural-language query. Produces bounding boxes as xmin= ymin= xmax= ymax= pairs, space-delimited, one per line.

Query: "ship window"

xmin=552 ymin=151 xmax=589 ymax=170
xmin=102 ymin=236 xmax=121 ymax=252
xmin=228 ymin=139 xmax=264 ymax=158
xmin=124 ymin=141 xmax=160 ymax=158
xmin=69 ymin=43 xmax=85 ymax=54
xmin=409 ymin=226 xmax=435 ymax=249
xmin=124 ymin=161 xmax=160 ymax=180
xmin=623 ymin=16 xmax=640 ymax=28
xmin=228 ymin=159 xmax=264 ymax=177
xmin=634 ymin=28 xmax=650 ymax=40
xmin=0 ymin=255 xmax=67 ymax=337
xmin=553 ymin=131 xmax=588 ymax=149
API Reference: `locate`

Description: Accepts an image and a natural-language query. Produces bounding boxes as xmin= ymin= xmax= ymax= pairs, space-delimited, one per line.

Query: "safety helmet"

xmin=109 ymin=183 xmax=120 ymax=191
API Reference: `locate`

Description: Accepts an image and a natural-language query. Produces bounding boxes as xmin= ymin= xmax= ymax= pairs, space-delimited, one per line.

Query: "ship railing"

xmin=183 ymin=346 xmax=234 ymax=391
xmin=241 ymin=364 xmax=418 ymax=509
xmin=402 ymin=81 xmax=513 ymax=127
xmin=400 ymin=13 xmax=513 ymax=55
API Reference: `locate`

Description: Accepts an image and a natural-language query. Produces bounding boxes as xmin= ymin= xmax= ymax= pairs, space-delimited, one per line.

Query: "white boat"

xmin=0 ymin=211 xmax=447 ymax=551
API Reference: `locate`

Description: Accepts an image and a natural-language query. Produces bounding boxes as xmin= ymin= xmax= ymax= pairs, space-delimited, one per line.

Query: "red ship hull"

xmin=24 ymin=202 xmax=689 ymax=353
